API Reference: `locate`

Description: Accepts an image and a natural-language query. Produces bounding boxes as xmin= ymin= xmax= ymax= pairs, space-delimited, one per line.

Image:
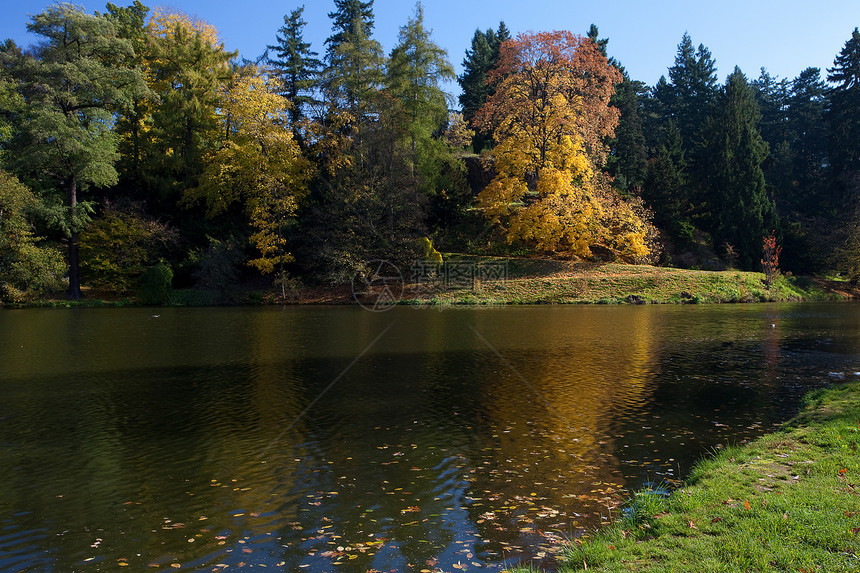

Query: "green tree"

xmin=386 ymin=2 xmax=455 ymax=172
xmin=323 ymin=0 xmax=384 ymax=116
xmin=667 ymin=33 xmax=719 ymax=154
xmin=643 ymin=120 xmax=692 ymax=245
xmin=102 ymin=0 xmax=152 ymax=195
xmin=457 ymin=22 xmax=509 ymax=152
xmin=787 ymin=67 xmax=828 ymax=210
xmin=1 ymin=3 xmax=147 ymax=298
xmin=586 ymin=25 xmax=646 ymax=190
xmin=0 ymin=170 xmax=65 ymax=303
xmin=144 ymin=9 xmax=236 ymax=199
xmin=826 ymin=27 xmax=860 ymax=207
xmin=267 ymin=6 xmax=323 ymax=127
xmin=704 ymin=67 xmax=775 ymax=269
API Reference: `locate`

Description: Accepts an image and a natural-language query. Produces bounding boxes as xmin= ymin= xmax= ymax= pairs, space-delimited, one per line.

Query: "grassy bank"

xmin=6 ymin=259 xmax=858 ymax=308
xmin=402 ymin=258 xmax=856 ymax=306
xmin=508 ymin=380 xmax=860 ymax=572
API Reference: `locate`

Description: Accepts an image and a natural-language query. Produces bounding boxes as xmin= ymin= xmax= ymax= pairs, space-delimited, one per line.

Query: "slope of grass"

xmin=406 ymin=258 xmax=848 ymax=306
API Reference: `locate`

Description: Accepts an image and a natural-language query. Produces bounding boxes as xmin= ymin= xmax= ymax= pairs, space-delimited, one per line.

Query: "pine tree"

xmin=826 ymin=27 xmax=860 ymax=206
xmin=667 ymin=33 xmax=718 ymax=154
xmin=386 ymin=2 xmax=455 ymax=173
xmin=323 ymin=0 xmax=384 ymax=116
xmin=457 ymin=22 xmax=508 ymax=152
xmin=267 ymin=6 xmax=322 ymax=126
xmin=643 ymin=120 xmax=691 ymax=245
xmin=788 ymin=67 xmax=828 ymax=210
xmin=704 ymin=67 xmax=775 ymax=269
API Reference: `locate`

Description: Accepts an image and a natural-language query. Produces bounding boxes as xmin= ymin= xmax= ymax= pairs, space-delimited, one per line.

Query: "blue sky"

xmin=3 ymin=0 xmax=859 ymax=98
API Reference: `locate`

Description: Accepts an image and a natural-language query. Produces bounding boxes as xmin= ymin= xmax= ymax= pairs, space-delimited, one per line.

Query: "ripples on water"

xmin=1 ymin=303 xmax=859 ymax=571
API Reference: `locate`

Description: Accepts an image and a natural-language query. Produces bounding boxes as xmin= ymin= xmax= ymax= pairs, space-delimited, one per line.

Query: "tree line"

xmin=0 ymin=0 xmax=858 ymax=303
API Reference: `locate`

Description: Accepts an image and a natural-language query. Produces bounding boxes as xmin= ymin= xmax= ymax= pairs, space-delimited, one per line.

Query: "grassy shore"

xmin=399 ymin=258 xmax=857 ymax=307
xmin=6 ymin=259 xmax=858 ymax=308
xmin=507 ymin=380 xmax=860 ymax=573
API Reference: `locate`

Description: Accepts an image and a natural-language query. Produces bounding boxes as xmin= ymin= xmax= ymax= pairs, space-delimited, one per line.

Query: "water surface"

xmin=1 ymin=303 xmax=859 ymax=571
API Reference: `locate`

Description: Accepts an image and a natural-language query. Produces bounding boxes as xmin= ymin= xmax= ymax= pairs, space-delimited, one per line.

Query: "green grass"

xmin=412 ymin=258 xmax=845 ymax=306
xmin=506 ymin=381 xmax=860 ymax=572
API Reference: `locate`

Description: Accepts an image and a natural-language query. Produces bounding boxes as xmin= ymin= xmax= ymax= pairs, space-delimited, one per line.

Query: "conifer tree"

xmin=267 ymin=6 xmax=323 ymax=126
xmin=323 ymin=0 xmax=383 ymax=115
xmin=457 ymin=22 xmax=509 ymax=152
xmin=826 ymin=28 xmax=860 ymax=206
xmin=704 ymin=67 xmax=775 ymax=269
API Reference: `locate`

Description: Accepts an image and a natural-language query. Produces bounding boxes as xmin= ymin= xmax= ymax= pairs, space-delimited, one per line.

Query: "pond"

xmin=1 ymin=303 xmax=859 ymax=572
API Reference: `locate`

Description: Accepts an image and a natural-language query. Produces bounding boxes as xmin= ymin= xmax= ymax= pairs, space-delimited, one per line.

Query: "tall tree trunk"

xmin=67 ymin=178 xmax=81 ymax=300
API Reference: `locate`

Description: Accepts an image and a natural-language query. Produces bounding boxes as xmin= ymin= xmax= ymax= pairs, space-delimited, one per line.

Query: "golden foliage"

xmin=187 ymin=70 xmax=312 ymax=273
xmin=475 ymin=31 xmax=652 ymax=260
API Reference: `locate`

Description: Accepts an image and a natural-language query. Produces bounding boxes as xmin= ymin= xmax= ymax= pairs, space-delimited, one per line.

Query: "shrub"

xmin=137 ymin=262 xmax=173 ymax=305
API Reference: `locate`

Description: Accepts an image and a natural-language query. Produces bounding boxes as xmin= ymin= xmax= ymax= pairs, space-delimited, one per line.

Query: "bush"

xmin=137 ymin=262 xmax=173 ymax=305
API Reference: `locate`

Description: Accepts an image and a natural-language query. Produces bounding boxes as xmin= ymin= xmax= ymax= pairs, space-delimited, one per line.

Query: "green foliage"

xmin=827 ymin=27 xmax=860 ymax=206
xmin=703 ymin=68 xmax=775 ymax=270
xmin=79 ymin=203 xmax=177 ymax=292
xmin=323 ymin=0 xmax=384 ymax=116
xmin=457 ymin=22 xmax=508 ymax=152
xmin=137 ymin=261 xmax=173 ymax=304
xmin=1 ymin=3 xmax=148 ymax=298
xmin=267 ymin=6 xmax=323 ymax=126
xmin=0 ymin=171 xmax=65 ymax=303
xmin=191 ymin=236 xmax=245 ymax=302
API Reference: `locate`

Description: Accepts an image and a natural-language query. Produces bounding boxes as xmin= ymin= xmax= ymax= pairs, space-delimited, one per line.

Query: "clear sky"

xmin=3 ymin=0 xmax=859 ymax=98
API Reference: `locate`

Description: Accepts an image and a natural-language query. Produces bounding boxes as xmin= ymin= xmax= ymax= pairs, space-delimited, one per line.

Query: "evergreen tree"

xmin=643 ymin=120 xmax=691 ymax=245
xmin=585 ymin=25 xmax=646 ymax=189
xmin=786 ymin=67 xmax=828 ymax=208
xmin=826 ymin=27 xmax=860 ymax=206
xmin=386 ymin=2 xmax=455 ymax=174
xmin=1 ymin=4 xmax=147 ymax=298
xmin=323 ymin=0 xmax=384 ymax=116
xmin=752 ymin=68 xmax=792 ymax=202
xmin=457 ymin=22 xmax=508 ymax=152
xmin=267 ymin=6 xmax=322 ymax=126
xmin=704 ymin=67 xmax=775 ymax=269
xmin=667 ymin=33 xmax=718 ymax=154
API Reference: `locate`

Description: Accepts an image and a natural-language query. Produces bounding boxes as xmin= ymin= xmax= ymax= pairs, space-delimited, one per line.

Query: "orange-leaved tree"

xmin=475 ymin=31 xmax=652 ymax=260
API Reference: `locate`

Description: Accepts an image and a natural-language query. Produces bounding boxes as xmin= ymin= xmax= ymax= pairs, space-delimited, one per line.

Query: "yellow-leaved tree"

xmin=475 ymin=31 xmax=653 ymax=261
xmin=187 ymin=68 xmax=312 ymax=294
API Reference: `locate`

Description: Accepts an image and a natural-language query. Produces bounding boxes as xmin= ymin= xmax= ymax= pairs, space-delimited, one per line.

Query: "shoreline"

xmin=506 ymin=379 xmax=860 ymax=572
xmin=7 ymin=261 xmax=858 ymax=309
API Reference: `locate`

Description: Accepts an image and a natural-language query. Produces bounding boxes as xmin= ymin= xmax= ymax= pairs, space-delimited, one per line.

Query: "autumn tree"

xmin=475 ymin=31 xmax=650 ymax=260
xmin=1 ymin=3 xmax=147 ymax=298
xmin=187 ymin=68 xmax=312 ymax=284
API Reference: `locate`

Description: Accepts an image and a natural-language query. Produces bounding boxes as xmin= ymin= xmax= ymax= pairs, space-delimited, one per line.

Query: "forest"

xmin=0 ymin=0 xmax=859 ymax=303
